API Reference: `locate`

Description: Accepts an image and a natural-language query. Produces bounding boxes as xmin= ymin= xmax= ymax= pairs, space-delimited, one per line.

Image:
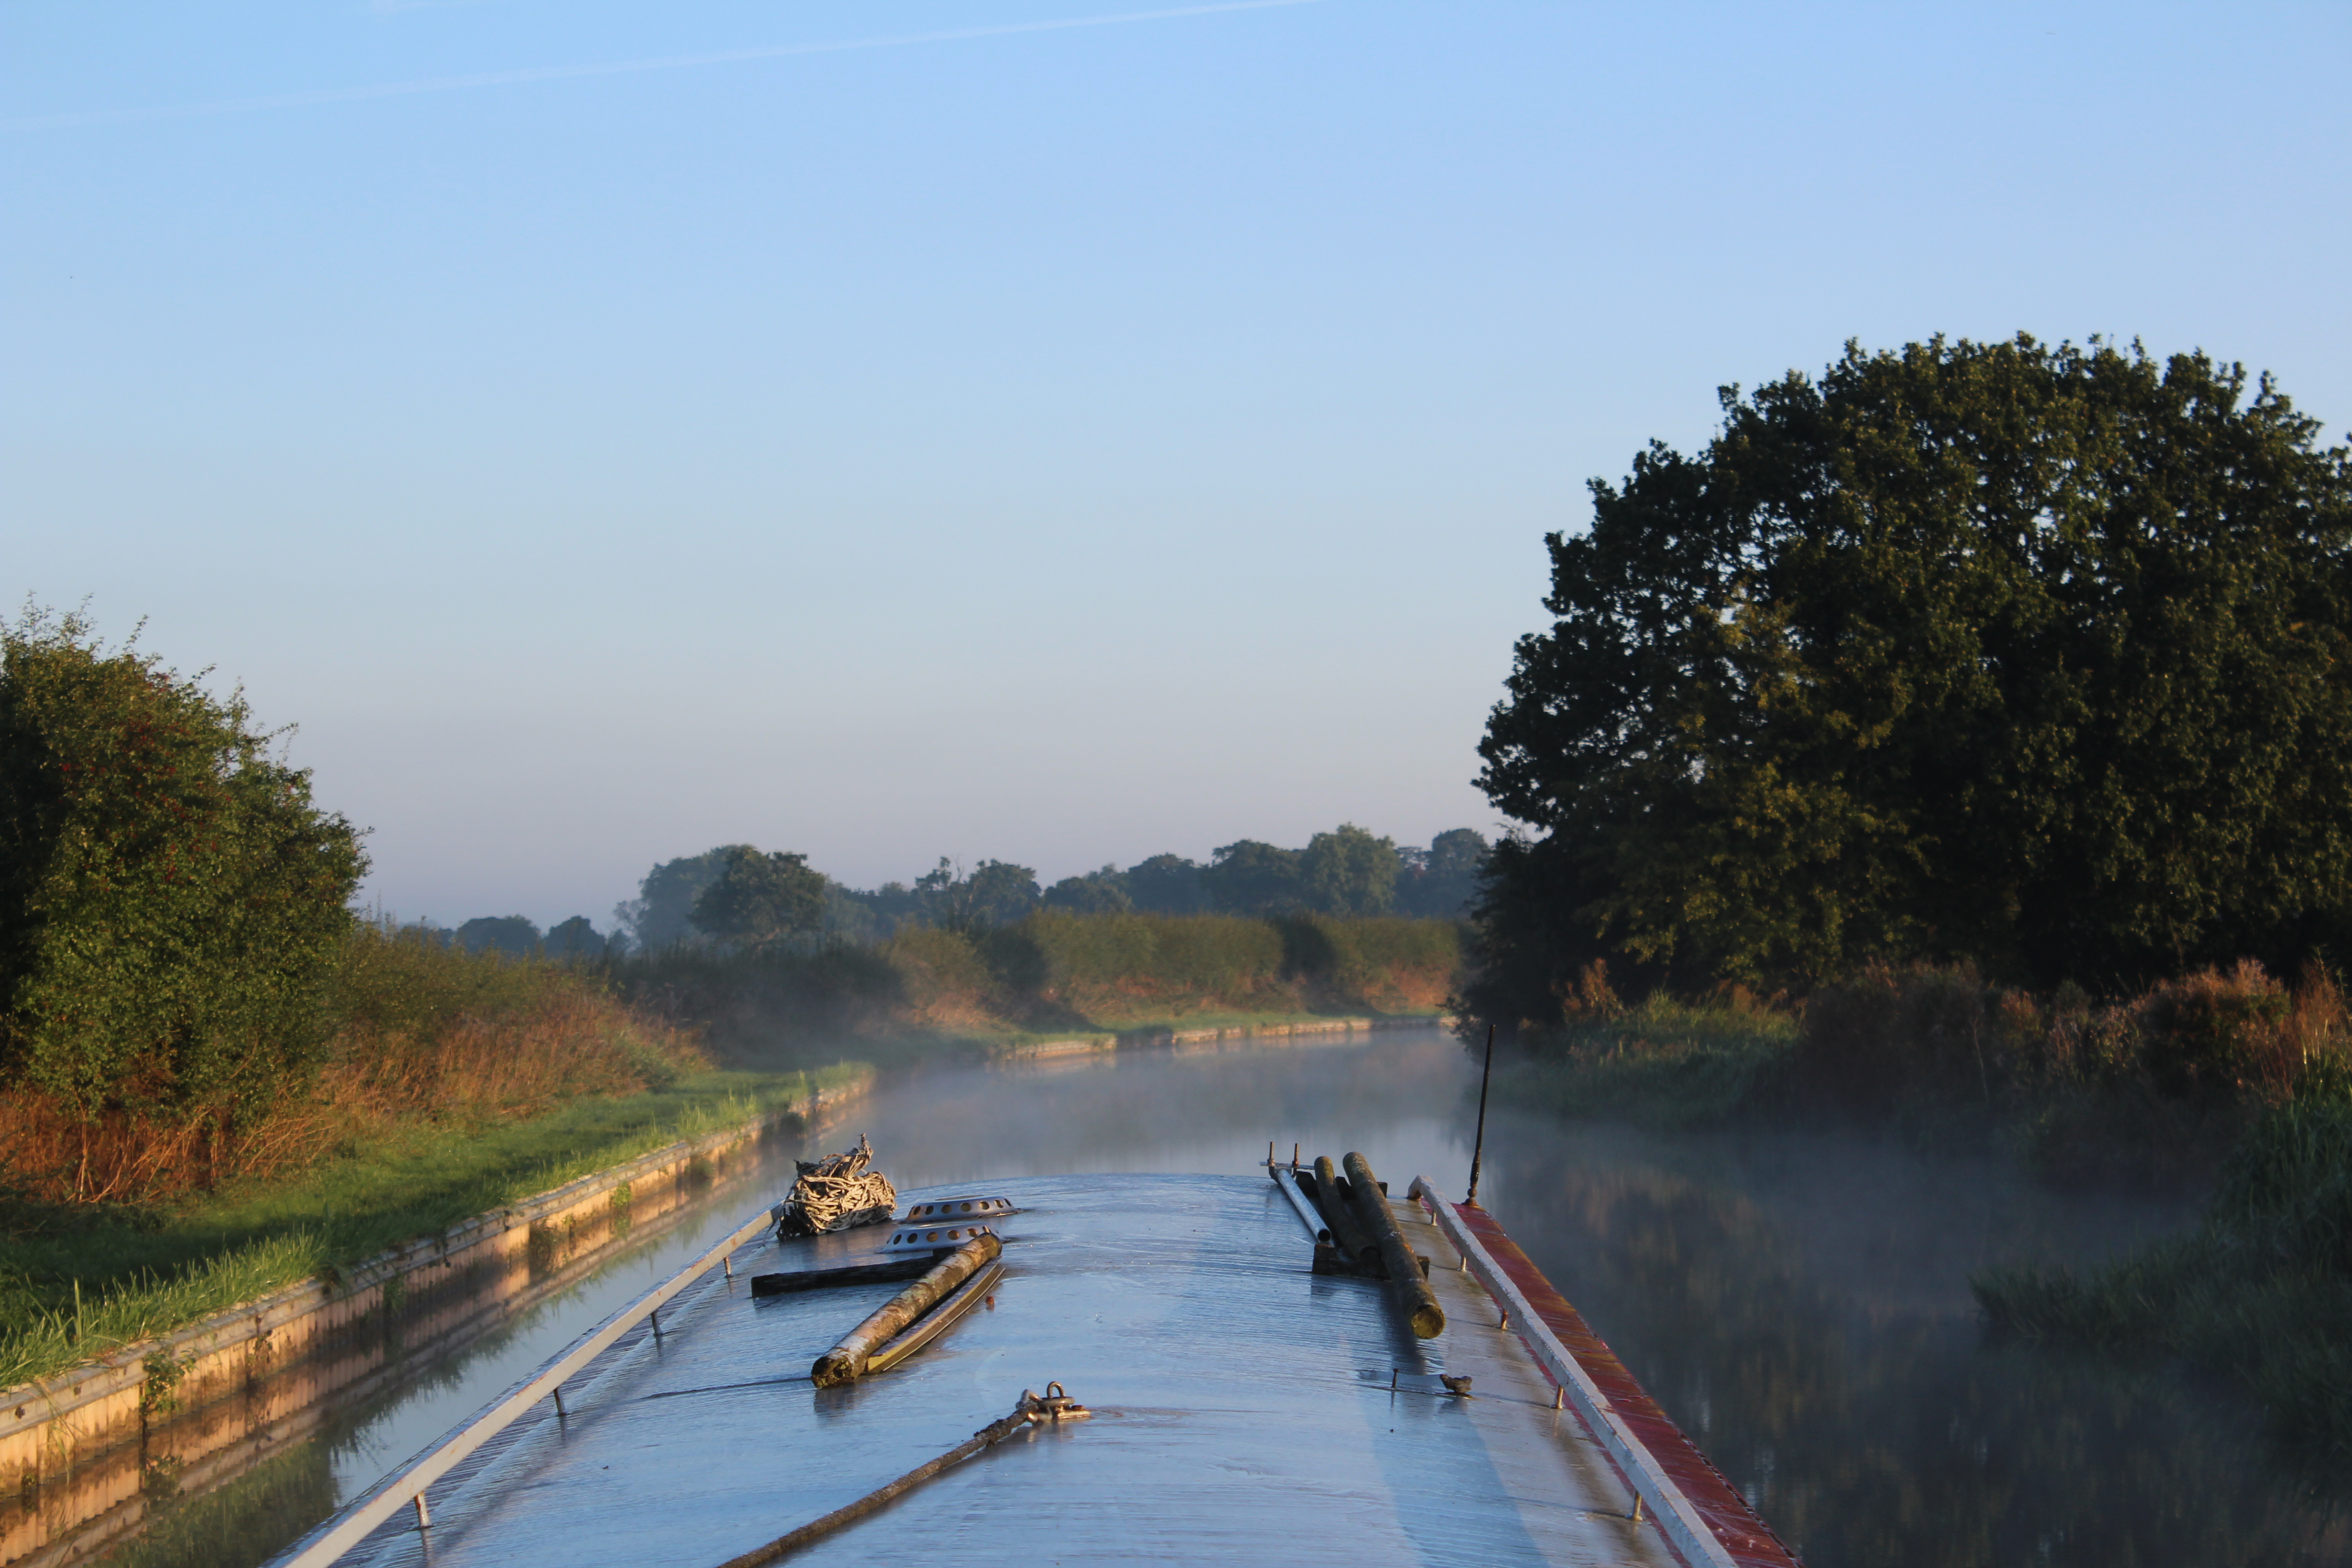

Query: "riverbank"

xmin=1492 ymin=962 xmax=2342 ymax=1177
xmin=985 ymin=1010 xmax=1446 ymax=1060
xmin=0 ymin=1070 xmax=866 ymax=1568
xmin=3 ymin=1009 xmax=1458 ymax=1565
xmin=0 ymin=1065 xmax=863 ymax=1397
xmin=4 ymin=994 xmax=1441 ymax=1403
xmin=1494 ymin=960 xmax=2352 ymax=1463
xmin=0 ymin=999 xmax=1434 ymax=1484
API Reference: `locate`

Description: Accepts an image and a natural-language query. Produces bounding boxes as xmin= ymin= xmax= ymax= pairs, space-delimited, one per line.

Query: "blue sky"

xmin=6 ymin=1 xmax=2347 ymax=929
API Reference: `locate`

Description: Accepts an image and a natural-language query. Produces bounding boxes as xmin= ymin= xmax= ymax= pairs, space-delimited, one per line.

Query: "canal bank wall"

xmin=0 ymin=1073 xmax=869 ymax=1566
xmin=999 ymin=1012 xmax=1454 ymax=1061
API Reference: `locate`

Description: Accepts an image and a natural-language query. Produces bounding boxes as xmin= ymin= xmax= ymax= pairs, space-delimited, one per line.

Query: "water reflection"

xmin=74 ymin=1029 xmax=2352 ymax=1567
xmin=1480 ymin=1116 xmax=2349 ymax=1566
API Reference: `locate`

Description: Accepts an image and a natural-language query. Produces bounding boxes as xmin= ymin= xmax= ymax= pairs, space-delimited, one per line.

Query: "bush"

xmin=1792 ymin=959 xmax=2349 ymax=1116
xmin=1019 ymin=911 xmax=1285 ymax=1012
xmin=323 ymin=923 xmax=705 ymax=1121
xmin=1793 ymin=962 xmax=2002 ymax=1111
xmin=613 ymin=939 xmax=910 ymax=1058
xmin=1277 ymin=914 xmax=1461 ymax=1009
xmin=0 ymin=609 xmax=365 ymax=1150
xmin=2137 ymin=960 xmax=2298 ymax=1096
xmin=877 ymin=927 xmax=995 ymax=1025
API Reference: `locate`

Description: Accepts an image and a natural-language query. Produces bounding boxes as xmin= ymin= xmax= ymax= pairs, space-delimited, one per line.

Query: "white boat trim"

xmin=272 ymin=1209 xmax=774 ymax=1568
xmin=1410 ymin=1174 xmax=1742 ymax=1568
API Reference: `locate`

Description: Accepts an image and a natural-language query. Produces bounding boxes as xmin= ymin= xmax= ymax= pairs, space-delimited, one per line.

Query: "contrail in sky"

xmin=4 ymin=0 xmax=1325 ymax=132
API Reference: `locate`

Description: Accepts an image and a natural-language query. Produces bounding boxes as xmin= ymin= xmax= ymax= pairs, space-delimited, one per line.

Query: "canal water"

xmin=83 ymin=1027 xmax=2348 ymax=1567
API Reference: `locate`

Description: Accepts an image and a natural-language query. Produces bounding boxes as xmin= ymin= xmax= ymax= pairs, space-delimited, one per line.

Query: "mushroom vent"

xmin=902 ymin=1196 xmax=1015 ymax=1222
xmin=880 ymin=1219 xmax=998 ymax=1253
xmin=880 ymin=1196 xmax=1015 ymax=1253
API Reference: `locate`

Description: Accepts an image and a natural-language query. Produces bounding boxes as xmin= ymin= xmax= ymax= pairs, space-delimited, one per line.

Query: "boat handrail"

xmin=270 ymin=1207 xmax=775 ymax=1568
xmin=1409 ymin=1176 xmax=1742 ymax=1568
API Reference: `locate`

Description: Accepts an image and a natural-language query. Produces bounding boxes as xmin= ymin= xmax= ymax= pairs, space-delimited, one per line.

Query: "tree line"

xmin=481 ymin=824 xmax=1492 ymax=958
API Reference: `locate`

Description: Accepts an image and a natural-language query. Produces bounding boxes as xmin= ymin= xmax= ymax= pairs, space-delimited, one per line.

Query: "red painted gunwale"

xmin=1448 ymin=1201 xmax=1800 ymax=1568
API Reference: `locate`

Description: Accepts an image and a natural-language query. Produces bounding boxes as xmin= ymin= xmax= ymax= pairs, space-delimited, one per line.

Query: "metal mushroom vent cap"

xmin=901 ymin=1196 xmax=1015 ymax=1222
xmin=881 ymin=1218 xmax=1001 ymax=1252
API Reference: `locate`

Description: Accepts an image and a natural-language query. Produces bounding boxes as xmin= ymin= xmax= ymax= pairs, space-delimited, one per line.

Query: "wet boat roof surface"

xmin=337 ymin=1173 xmax=1678 ymax=1567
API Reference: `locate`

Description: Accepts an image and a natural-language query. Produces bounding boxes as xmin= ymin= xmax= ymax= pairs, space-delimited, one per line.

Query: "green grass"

xmin=0 ymin=1063 xmax=866 ymax=1392
xmin=1495 ymin=995 xmax=1798 ymax=1128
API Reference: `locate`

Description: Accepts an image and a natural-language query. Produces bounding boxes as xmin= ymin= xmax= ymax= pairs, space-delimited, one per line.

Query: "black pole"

xmin=1466 ymin=1022 xmax=1496 ymax=1205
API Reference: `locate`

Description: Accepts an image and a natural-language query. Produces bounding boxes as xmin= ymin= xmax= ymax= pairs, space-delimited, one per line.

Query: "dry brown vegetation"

xmin=1795 ymin=958 xmax=2349 ymax=1112
xmin=1501 ymin=956 xmax=2352 ymax=1168
xmin=0 ymin=928 xmax=705 ymax=1207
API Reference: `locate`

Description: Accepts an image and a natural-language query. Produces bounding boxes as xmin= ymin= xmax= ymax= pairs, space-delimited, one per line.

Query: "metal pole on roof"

xmin=1466 ymin=1022 xmax=1496 ymax=1206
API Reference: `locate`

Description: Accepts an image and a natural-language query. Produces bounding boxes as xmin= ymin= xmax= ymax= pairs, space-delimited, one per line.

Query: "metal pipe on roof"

xmin=1268 ymin=1163 xmax=1329 ymax=1240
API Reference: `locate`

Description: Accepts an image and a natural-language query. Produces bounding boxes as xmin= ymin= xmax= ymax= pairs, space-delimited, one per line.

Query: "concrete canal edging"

xmin=0 ymin=1072 xmax=871 ymax=1563
xmin=1000 ymin=1012 xmax=1454 ymax=1061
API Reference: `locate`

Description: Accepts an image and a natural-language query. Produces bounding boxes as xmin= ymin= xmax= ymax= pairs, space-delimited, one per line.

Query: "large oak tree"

xmin=1471 ymin=336 xmax=2352 ymax=1015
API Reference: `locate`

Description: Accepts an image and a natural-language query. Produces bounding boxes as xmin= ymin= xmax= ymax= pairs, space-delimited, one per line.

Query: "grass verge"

xmin=0 ymin=1063 xmax=864 ymax=1392
xmin=1490 ymin=995 xmax=1798 ymax=1129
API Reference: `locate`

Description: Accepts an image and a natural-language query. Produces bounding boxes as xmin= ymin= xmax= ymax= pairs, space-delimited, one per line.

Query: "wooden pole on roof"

xmin=1310 ymin=1155 xmax=1378 ymax=1265
xmin=1344 ymin=1152 xmax=1446 ymax=1339
xmin=811 ymin=1234 xmax=1000 ymax=1387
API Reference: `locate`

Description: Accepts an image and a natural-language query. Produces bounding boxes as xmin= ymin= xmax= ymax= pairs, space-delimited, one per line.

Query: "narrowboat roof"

xmin=290 ymin=1171 xmax=1772 ymax=1568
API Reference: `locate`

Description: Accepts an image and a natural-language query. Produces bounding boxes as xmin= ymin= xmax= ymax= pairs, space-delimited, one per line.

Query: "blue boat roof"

xmin=330 ymin=1172 xmax=1676 ymax=1567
